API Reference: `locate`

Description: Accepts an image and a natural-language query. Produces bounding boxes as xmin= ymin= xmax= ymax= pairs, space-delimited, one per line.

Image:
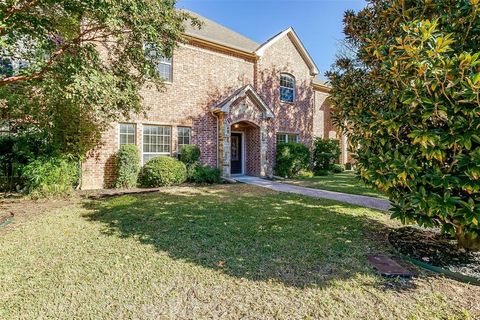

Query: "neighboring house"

xmin=81 ymin=11 xmax=347 ymax=189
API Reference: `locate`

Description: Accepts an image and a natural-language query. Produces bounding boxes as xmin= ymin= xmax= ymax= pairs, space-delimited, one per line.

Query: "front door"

xmin=230 ymin=132 xmax=243 ymax=174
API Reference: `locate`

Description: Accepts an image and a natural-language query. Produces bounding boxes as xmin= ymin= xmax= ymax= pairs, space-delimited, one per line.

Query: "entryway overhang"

xmin=210 ymin=84 xmax=273 ymax=178
xmin=211 ymin=84 xmax=275 ymax=119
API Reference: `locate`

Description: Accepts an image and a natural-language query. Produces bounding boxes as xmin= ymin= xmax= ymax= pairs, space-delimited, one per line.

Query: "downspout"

xmin=211 ymin=110 xmax=219 ymax=169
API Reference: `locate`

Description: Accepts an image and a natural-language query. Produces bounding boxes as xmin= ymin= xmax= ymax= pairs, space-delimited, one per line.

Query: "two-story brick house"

xmin=81 ymin=10 xmax=343 ymax=189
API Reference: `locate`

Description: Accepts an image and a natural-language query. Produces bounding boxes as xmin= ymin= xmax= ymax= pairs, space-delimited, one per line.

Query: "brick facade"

xmin=81 ymin=23 xmax=345 ymax=189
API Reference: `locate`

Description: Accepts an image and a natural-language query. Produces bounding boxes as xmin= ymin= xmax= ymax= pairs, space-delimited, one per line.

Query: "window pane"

xmin=143 ymin=125 xmax=171 ymax=161
xmin=177 ymin=127 xmax=191 ymax=153
xmin=119 ymin=123 xmax=135 ymax=146
xmin=288 ymin=134 xmax=299 ymax=143
xmin=280 ymin=87 xmax=294 ymax=102
xmin=276 ymin=134 xmax=287 ymax=144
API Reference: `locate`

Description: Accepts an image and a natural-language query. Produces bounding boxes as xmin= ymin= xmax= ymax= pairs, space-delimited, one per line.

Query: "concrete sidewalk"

xmin=233 ymin=176 xmax=391 ymax=212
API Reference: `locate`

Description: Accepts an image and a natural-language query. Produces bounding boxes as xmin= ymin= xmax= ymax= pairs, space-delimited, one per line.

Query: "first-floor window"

xmin=143 ymin=125 xmax=171 ymax=163
xmin=177 ymin=127 xmax=191 ymax=153
xmin=119 ymin=123 xmax=136 ymax=146
xmin=276 ymin=133 xmax=299 ymax=144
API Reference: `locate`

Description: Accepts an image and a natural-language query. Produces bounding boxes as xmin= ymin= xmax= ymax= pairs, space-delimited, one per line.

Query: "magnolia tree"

xmin=327 ymin=0 xmax=480 ymax=250
xmin=0 ymin=0 xmax=198 ymax=156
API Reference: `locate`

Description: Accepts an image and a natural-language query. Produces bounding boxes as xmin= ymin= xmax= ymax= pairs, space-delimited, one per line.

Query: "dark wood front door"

xmin=230 ymin=133 xmax=243 ymax=174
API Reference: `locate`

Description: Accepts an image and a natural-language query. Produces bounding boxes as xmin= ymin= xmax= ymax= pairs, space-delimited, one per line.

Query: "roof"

xmin=211 ymin=84 xmax=275 ymax=119
xmin=183 ymin=10 xmax=260 ymax=53
xmin=313 ymin=76 xmax=330 ymax=87
xmin=182 ymin=11 xmax=320 ymax=76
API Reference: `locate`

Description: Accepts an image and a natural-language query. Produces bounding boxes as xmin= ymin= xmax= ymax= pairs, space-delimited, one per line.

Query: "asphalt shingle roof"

xmin=183 ymin=10 xmax=260 ymax=53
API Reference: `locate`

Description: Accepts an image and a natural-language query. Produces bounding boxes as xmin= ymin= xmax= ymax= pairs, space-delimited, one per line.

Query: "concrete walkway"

xmin=233 ymin=176 xmax=391 ymax=212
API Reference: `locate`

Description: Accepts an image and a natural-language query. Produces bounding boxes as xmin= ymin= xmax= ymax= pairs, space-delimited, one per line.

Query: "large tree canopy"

xmin=0 ymin=0 xmax=198 ymax=155
xmin=327 ymin=0 xmax=480 ymax=250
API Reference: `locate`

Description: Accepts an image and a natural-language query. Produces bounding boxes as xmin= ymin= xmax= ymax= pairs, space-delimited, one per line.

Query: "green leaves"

xmin=1 ymin=0 xmax=197 ymax=157
xmin=328 ymin=0 xmax=480 ymax=250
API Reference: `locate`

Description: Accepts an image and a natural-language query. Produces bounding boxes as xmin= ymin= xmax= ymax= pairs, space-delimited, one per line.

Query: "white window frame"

xmin=143 ymin=43 xmax=173 ymax=83
xmin=276 ymin=133 xmax=299 ymax=144
xmin=177 ymin=126 xmax=191 ymax=153
xmin=280 ymin=73 xmax=295 ymax=103
xmin=118 ymin=123 xmax=136 ymax=147
xmin=142 ymin=124 xmax=171 ymax=164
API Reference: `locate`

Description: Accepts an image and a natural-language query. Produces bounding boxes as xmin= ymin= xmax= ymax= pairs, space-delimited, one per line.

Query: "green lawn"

xmin=0 ymin=185 xmax=478 ymax=319
xmin=286 ymin=171 xmax=388 ymax=199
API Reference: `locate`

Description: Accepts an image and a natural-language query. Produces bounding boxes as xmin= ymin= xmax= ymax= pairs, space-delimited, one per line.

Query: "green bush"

xmin=332 ymin=164 xmax=345 ymax=174
xmin=312 ymin=138 xmax=340 ymax=174
xmin=179 ymin=145 xmax=201 ymax=166
xmin=179 ymin=145 xmax=201 ymax=181
xmin=345 ymin=163 xmax=353 ymax=171
xmin=298 ymin=170 xmax=315 ymax=178
xmin=114 ymin=145 xmax=140 ymax=189
xmin=193 ymin=166 xmax=222 ymax=184
xmin=315 ymin=169 xmax=330 ymax=176
xmin=139 ymin=156 xmax=187 ymax=187
xmin=327 ymin=1 xmax=480 ymax=249
xmin=21 ymin=157 xmax=78 ymax=198
xmin=275 ymin=142 xmax=310 ymax=178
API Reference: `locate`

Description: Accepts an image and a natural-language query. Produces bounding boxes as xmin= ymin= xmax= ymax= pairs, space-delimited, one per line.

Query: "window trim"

xmin=158 ymin=56 xmax=173 ymax=84
xmin=276 ymin=133 xmax=299 ymax=144
xmin=143 ymin=43 xmax=173 ymax=83
xmin=177 ymin=126 xmax=192 ymax=154
xmin=118 ymin=123 xmax=136 ymax=148
xmin=280 ymin=73 xmax=296 ymax=103
xmin=142 ymin=124 xmax=172 ymax=164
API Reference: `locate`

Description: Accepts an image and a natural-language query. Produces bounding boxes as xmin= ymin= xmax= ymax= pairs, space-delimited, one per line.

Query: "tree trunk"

xmin=456 ymin=228 xmax=480 ymax=252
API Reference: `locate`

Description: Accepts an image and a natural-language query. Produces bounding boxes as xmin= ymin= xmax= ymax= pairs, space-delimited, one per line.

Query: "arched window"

xmin=280 ymin=73 xmax=295 ymax=102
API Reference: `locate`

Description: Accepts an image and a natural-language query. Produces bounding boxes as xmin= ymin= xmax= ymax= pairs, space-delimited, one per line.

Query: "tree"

xmin=0 ymin=0 xmax=198 ymax=156
xmin=327 ymin=0 xmax=480 ymax=250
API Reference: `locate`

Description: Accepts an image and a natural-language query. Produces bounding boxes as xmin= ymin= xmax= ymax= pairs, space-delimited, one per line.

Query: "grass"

xmin=0 ymin=185 xmax=478 ymax=319
xmin=286 ymin=171 xmax=388 ymax=199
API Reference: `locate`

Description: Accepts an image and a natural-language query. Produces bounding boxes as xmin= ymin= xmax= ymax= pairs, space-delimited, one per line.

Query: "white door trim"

xmin=231 ymin=131 xmax=246 ymax=175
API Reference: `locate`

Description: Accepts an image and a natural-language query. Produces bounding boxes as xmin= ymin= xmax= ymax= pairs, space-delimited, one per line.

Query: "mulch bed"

xmin=389 ymin=227 xmax=480 ymax=280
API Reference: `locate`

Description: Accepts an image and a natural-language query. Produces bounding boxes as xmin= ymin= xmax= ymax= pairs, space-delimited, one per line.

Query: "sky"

xmin=177 ymin=0 xmax=367 ymax=80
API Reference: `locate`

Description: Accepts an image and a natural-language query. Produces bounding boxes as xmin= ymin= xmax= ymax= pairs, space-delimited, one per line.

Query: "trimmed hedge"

xmin=179 ymin=145 xmax=201 ymax=182
xmin=114 ymin=145 xmax=140 ymax=189
xmin=312 ymin=138 xmax=340 ymax=174
xmin=139 ymin=156 xmax=187 ymax=187
xmin=193 ymin=166 xmax=222 ymax=184
xmin=21 ymin=157 xmax=78 ymax=198
xmin=275 ymin=142 xmax=310 ymax=178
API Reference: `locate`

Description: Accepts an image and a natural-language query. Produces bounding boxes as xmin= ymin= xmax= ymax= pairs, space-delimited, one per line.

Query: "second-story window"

xmin=144 ymin=43 xmax=173 ymax=82
xmin=158 ymin=57 xmax=172 ymax=82
xmin=280 ymin=73 xmax=295 ymax=103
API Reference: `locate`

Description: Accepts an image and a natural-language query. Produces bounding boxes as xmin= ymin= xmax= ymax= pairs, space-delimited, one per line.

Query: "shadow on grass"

xmin=82 ymin=185 xmax=412 ymax=289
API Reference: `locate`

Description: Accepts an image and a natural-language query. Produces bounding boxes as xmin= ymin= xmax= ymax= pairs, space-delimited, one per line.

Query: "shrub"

xmin=328 ymin=1 xmax=480 ymax=250
xmin=179 ymin=145 xmax=201 ymax=166
xmin=315 ymin=169 xmax=330 ymax=176
xmin=298 ymin=170 xmax=315 ymax=178
xmin=179 ymin=145 xmax=201 ymax=181
xmin=139 ymin=156 xmax=187 ymax=187
xmin=21 ymin=157 xmax=78 ymax=198
xmin=312 ymin=138 xmax=340 ymax=173
xmin=332 ymin=164 xmax=345 ymax=174
xmin=275 ymin=142 xmax=310 ymax=178
xmin=345 ymin=163 xmax=353 ymax=171
xmin=114 ymin=145 xmax=140 ymax=189
xmin=193 ymin=166 xmax=222 ymax=184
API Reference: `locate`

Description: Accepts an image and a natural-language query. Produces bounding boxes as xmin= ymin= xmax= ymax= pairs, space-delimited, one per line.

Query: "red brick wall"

xmin=255 ymin=35 xmax=315 ymax=171
xmin=81 ymin=34 xmax=338 ymax=189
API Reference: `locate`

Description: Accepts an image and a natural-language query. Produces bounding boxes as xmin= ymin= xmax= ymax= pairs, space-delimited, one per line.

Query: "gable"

xmin=255 ymin=28 xmax=319 ymax=76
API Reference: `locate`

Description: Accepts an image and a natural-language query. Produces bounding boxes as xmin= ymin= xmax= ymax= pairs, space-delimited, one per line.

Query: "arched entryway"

xmin=230 ymin=121 xmax=261 ymax=176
